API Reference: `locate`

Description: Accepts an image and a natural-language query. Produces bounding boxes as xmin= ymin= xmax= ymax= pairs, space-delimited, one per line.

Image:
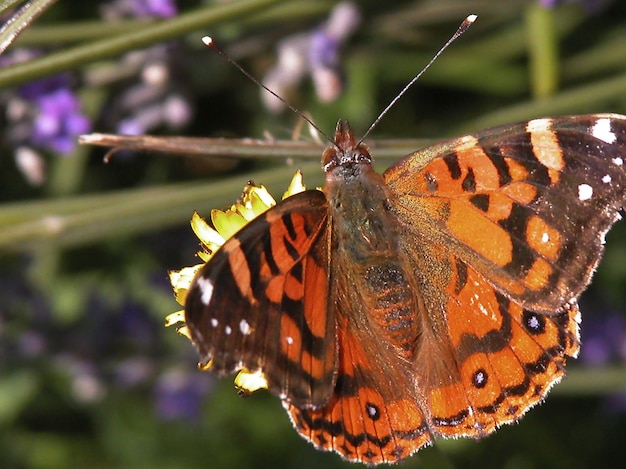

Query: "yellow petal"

xmin=197 ymin=251 xmax=212 ymax=263
xmin=247 ymin=183 xmax=276 ymax=209
xmin=211 ymin=209 xmax=247 ymax=240
xmin=169 ymin=265 xmax=202 ymax=305
xmin=199 ymin=359 xmax=212 ymax=371
xmin=165 ymin=310 xmax=185 ymax=327
xmin=283 ymin=170 xmax=306 ymax=199
xmin=234 ymin=369 xmax=268 ymax=395
xmin=191 ymin=211 xmax=224 ymax=252
xmin=177 ymin=325 xmax=191 ymax=340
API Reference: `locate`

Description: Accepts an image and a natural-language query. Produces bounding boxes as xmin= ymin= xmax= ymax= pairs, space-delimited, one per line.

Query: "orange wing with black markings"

xmin=383 ymin=115 xmax=625 ymax=440
xmin=386 ymin=115 xmax=626 ymax=313
xmin=184 ymin=190 xmax=336 ymax=407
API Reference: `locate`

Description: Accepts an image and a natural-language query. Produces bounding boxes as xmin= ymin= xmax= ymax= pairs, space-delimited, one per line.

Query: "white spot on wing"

xmin=239 ymin=319 xmax=251 ymax=335
xmin=591 ymin=118 xmax=616 ymax=144
xmin=578 ymin=183 xmax=593 ymax=201
xmin=285 ymin=336 xmax=294 ymax=345
xmin=612 ymin=157 xmax=623 ymax=166
xmin=225 ymin=325 xmax=232 ymax=335
xmin=210 ymin=318 xmax=218 ymax=328
xmin=478 ymin=302 xmax=489 ymax=316
xmin=602 ymin=174 xmax=612 ymax=183
xmin=527 ymin=118 xmax=552 ymax=132
xmin=542 ymin=232 xmax=550 ymax=243
xmin=197 ymin=277 xmax=214 ymax=305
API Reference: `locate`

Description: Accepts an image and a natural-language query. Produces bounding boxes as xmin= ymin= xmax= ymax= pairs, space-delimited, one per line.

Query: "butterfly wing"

xmin=385 ymin=114 xmax=626 ymax=313
xmin=285 ymin=251 xmax=434 ymax=464
xmin=383 ymin=114 xmax=626 ymax=437
xmin=184 ymin=190 xmax=336 ymax=407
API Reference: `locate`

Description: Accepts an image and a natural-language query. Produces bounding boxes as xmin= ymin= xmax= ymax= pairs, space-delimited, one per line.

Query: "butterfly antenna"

xmin=358 ymin=14 xmax=477 ymax=145
xmin=202 ymin=36 xmax=336 ymax=146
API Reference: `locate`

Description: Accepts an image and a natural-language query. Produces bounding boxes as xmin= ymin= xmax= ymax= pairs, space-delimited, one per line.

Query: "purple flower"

xmin=261 ymin=1 xmax=360 ymax=112
xmin=580 ymin=311 xmax=626 ymax=366
xmin=131 ymin=0 xmax=177 ymax=18
xmin=538 ymin=0 xmax=610 ymax=12
xmin=154 ymin=370 xmax=213 ymax=421
xmin=5 ymin=73 xmax=92 ymax=155
xmin=102 ymin=0 xmax=177 ymax=19
xmin=308 ymin=29 xmax=341 ymax=71
xmin=18 ymin=74 xmax=70 ymax=100
xmin=31 ymin=88 xmax=91 ymax=154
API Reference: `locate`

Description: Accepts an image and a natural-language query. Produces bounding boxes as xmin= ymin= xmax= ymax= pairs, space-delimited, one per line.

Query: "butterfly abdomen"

xmin=362 ymin=262 xmax=420 ymax=357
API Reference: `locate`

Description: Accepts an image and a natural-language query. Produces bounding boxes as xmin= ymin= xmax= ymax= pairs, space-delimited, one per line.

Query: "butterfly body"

xmin=323 ymin=122 xmax=423 ymax=357
xmin=184 ymin=114 xmax=626 ymax=464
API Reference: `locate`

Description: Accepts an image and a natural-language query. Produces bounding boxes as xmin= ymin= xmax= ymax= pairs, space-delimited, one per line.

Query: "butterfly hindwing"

xmin=285 ymin=286 xmax=433 ymax=464
xmin=424 ymin=254 xmax=580 ymax=437
xmin=185 ymin=190 xmax=337 ymax=407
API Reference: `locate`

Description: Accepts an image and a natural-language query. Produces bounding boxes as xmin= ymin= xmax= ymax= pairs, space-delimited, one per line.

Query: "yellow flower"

xmin=166 ymin=170 xmax=307 ymax=394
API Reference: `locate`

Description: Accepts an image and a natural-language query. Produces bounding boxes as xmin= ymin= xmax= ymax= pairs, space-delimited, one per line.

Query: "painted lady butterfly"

xmin=182 ymin=113 xmax=626 ymax=463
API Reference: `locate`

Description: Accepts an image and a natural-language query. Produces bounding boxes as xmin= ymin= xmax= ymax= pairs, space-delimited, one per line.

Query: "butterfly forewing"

xmin=385 ymin=114 xmax=626 ymax=313
xmin=185 ymin=190 xmax=337 ymax=407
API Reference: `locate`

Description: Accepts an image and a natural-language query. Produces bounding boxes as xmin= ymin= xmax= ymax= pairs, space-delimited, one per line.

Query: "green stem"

xmin=0 ymin=0 xmax=58 ymax=54
xmin=0 ymin=163 xmax=322 ymax=252
xmin=457 ymin=70 xmax=626 ymax=132
xmin=0 ymin=0 xmax=285 ymax=88
xmin=526 ymin=3 xmax=559 ymax=98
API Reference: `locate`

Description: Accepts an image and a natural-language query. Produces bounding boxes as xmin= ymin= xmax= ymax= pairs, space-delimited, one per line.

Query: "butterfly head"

xmin=322 ymin=120 xmax=372 ymax=173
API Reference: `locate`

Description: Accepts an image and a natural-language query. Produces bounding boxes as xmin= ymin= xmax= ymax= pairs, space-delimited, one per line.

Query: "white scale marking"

xmin=196 ymin=276 xmax=214 ymax=305
xmin=542 ymin=232 xmax=550 ymax=243
xmin=210 ymin=318 xmax=218 ymax=328
xmin=612 ymin=157 xmax=623 ymax=166
xmin=225 ymin=325 xmax=232 ymax=335
xmin=578 ymin=183 xmax=593 ymax=201
xmin=527 ymin=118 xmax=552 ymax=132
xmin=239 ymin=319 xmax=251 ymax=335
xmin=602 ymin=174 xmax=612 ymax=184
xmin=590 ymin=118 xmax=617 ymax=144
xmin=285 ymin=336 xmax=294 ymax=345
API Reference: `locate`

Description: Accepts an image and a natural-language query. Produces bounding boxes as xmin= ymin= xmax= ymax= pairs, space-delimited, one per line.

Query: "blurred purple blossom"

xmin=101 ymin=0 xmax=177 ymax=19
xmin=87 ymin=45 xmax=192 ymax=136
xmin=31 ymin=88 xmax=91 ymax=154
xmin=538 ymin=0 xmax=610 ymax=12
xmin=580 ymin=311 xmax=626 ymax=366
xmin=2 ymin=59 xmax=91 ymax=157
xmin=262 ymin=1 xmax=360 ymax=112
xmin=154 ymin=370 xmax=213 ymax=421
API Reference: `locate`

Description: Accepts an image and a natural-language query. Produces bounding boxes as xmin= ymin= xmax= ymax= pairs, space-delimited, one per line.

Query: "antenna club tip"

xmin=466 ymin=14 xmax=478 ymax=23
xmin=201 ymin=36 xmax=213 ymax=46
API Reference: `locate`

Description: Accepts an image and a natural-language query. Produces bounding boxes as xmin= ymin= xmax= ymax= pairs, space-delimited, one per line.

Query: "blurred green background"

xmin=1 ymin=0 xmax=626 ymax=468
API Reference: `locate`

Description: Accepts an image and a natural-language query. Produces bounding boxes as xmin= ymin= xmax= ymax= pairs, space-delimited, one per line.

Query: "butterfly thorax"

xmin=322 ymin=120 xmax=421 ymax=358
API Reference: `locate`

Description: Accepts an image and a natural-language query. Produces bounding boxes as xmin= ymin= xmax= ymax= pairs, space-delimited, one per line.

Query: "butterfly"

xmin=183 ymin=114 xmax=626 ymax=464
